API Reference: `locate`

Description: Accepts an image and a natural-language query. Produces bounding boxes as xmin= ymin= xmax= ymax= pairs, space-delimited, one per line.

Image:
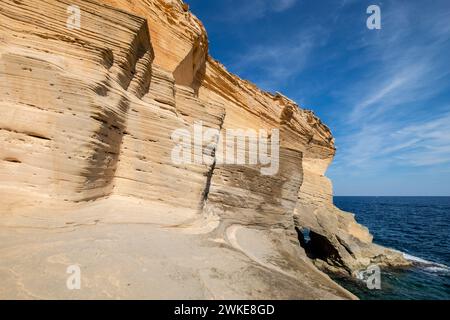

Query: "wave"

xmin=424 ymin=266 xmax=450 ymax=273
xmin=402 ymin=253 xmax=450 ymax=274
xmin=388 ymin=248 xmax=450 ymax=274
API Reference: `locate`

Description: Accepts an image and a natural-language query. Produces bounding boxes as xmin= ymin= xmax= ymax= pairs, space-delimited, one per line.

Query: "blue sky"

xmin=185 ymin=0 xmax=450 ymax=196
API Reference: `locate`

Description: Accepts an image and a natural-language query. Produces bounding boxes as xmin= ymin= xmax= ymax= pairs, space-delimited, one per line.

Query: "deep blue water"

xmin=332 ymin=196 xmax=450 ymax=300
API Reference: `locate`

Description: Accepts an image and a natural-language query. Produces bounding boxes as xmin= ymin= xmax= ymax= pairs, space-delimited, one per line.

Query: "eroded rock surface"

xmin=0 ymin=0 xmax=408 ymax=299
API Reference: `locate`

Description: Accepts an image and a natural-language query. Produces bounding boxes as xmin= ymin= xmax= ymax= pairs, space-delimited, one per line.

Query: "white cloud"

xmin=348 ymin=59 xmax=435 ymax=123
xmin=215 ymin=0 xmax=299 ymax=22
xmin=330 ymin=1 xmax=450 ymax=175
xmin=272 ymin=0 xmax=298 ymax=12
xmin=333 ymin=111 xmax=450 ymax=174
xmin=229 ymin=26 xmax=323 ymax=90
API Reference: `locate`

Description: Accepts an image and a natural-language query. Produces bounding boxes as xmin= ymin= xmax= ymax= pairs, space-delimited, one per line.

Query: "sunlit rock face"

xmin=0 ymin=0 xmax=407 ymax=299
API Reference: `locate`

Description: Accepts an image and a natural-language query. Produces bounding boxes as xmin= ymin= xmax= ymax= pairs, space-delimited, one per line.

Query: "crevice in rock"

xmin=336 ymin=236 xmax=357 ymax=260
xmin=295 ymin=227 xmax=349 ymax=272
xmin=200 ymin=156 xmax=216 ymax=211
xmin=4 ymin=157 xmax=21 ymax=163
xmin=199 ymin=113 xmax=226 ymax=212
xmin=25 ymin=132 xmax=51 ymax=141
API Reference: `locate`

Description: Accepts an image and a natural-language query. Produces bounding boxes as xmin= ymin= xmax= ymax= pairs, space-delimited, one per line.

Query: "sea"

xmin=332 ymin=196 xmax=450 ymax=300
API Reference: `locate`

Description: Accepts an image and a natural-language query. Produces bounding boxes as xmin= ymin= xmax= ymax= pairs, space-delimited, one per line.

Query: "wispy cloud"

xmin=347 ymin=57 xmax=442 ymax=123
xmin=272 ymin=0 xmax=298 ymax=12
xmin=333 ymin=112 xmax=450 ymax=172
xmin=393 ymin=114 xmax=450 ymax=166
xmin=229 ymin=26 xmax=324 ymax=91
xmin=330 ymin=0 xmax=450 ymax=177
xmin=213 ymin=0 xmax=299 ymax=22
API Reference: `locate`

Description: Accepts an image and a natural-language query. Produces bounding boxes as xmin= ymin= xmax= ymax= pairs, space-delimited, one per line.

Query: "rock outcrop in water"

xmin=0 ymin=0 xmax=408 ymax=299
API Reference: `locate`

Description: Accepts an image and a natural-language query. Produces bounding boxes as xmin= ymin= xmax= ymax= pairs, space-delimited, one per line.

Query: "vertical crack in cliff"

xmin=199 ymin=112 xmax=226 ymax=212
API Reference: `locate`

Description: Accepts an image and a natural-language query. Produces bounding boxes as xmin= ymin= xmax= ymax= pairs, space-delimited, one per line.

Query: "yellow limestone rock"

xmin=0 ymin=0 xmax=407 ymax=299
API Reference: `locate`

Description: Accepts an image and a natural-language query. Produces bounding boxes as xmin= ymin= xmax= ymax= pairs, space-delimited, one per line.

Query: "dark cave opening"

xmin=295 ymin=227 xmax=343 ymax=266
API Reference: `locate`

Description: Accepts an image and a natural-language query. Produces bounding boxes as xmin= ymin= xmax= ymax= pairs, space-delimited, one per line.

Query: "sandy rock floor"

xmin=0 ymin=194 xmax=355 ymax=299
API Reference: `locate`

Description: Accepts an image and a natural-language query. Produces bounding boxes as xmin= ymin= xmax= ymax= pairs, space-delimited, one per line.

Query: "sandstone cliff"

xmin=0 ymin=0 xmax=408 ymax=299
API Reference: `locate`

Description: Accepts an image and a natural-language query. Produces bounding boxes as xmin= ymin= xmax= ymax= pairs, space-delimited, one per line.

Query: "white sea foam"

xmin=402 ymin=252 xmax=450 ymax=273
xmin=403 ymin=253 xmax=434 ymax=265
xmin=425 ymin=266 xmax=450 ymax=273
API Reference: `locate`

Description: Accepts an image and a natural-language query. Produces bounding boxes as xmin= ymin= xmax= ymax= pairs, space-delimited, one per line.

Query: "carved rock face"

xmin=0 ymin=0 xmax=407 ymax=299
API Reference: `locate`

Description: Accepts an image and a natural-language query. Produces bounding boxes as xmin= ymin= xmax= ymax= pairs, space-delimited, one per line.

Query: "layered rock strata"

xmin=0 ymin=0 xmax=408 ymax=299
